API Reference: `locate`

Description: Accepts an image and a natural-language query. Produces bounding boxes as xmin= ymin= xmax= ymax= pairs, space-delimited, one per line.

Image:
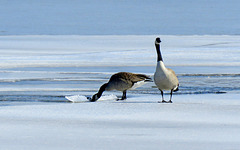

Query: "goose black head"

xmin=90 ymin=93 xmax=99 ymax=102
xmin=155 ymin=37 xmax=161 ymax=44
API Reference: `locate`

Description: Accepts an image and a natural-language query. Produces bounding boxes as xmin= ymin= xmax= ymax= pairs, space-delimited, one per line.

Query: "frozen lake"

xmin=0 ymin=65 xmax=240 ymax=104
xmin=1 ymin=1 xmax=240 ymax=149
xmin=0 ymin=35 xmax=240 ymax=150
xmin=0 ymin=35 xmax=240 ymax=103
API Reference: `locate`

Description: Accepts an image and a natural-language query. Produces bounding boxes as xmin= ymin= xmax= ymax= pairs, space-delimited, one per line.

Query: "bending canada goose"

xmin=154 ymin=37 xmax=179 ymax=103
xmin=90 ymin=72 xmax=151 ymax=102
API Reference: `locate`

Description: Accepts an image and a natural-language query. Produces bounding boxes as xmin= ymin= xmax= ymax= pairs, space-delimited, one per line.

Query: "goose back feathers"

xmin=90 ymin=72 xmax=151 ymax=102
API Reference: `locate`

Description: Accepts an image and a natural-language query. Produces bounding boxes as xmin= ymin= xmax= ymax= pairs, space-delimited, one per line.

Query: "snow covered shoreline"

xmin=1 ymin=94 xmax=240 ymax=150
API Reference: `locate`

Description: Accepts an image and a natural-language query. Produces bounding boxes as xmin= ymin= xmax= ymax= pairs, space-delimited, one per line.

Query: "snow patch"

xmin=98 ymin=94 xmax=118 ymax=101
xmin=65 ymin=95 xmax=89 ymax=103
xmin=65 ymin=94 xmax=117 ymax=103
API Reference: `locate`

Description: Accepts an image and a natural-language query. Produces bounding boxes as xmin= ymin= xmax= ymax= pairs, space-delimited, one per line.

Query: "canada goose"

xmin=90 ymin=72 xmax=151 ymax=102
xmin=154 ymin=37 xmax=179 ymax=103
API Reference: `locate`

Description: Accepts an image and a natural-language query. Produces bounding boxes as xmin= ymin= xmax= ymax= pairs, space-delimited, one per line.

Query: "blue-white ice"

xmin=65 ymin=94 xmax=117 ymax=103
xmin=1 ymin=94 xmax=240 ymax=150
xmin=0 ymin=35 xmax=240 ymax=97
xmin=0 ymin=35 xmax=240 ymax=150
xmin=1 ymin=0 xmax=240 ymax=149
xmin=1 ymin=35 xmax=240 ymax=68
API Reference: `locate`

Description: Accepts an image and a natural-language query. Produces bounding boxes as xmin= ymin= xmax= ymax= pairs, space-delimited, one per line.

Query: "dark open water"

xmin=0 ymin=66 xmax=240 ymax=104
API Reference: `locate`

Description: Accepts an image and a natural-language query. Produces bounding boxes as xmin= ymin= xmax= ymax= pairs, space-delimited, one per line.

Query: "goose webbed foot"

xmin=116 ymin=90 xmax=127 ymax=101
xmin=159 ymin=100 xmax=167 ymax=103
xmin=158 ymin=100 xmax=172 ymax=103
xmin=116 ymin=97 xmax=127 ymax=101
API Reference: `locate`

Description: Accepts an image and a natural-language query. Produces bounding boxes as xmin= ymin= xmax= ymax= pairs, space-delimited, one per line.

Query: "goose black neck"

xmin=155 ymin=43 xmax=163 ymax=62
xmin=97 ymin=83 xmax=108 ymax=97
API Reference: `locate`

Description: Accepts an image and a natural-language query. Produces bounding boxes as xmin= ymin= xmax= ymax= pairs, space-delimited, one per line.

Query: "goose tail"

xmin=144 ymin=77 xmax=153 ymax=82
xmin=173 ymin=84 xmax=179 ymax=92
xmin=136 ymin=74 xmax=152 ymax=82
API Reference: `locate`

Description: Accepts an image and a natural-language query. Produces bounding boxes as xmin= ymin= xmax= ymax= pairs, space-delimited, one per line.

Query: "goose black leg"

xmin=122 ymin=90 xmax=127 ymax=100
xmin=117 ymin=90 xmax=127 ymax=101
xmin=168 ymin=89 xmax=173 ymax=103
xmin=159 ymin=90 xmax=167 ymax=103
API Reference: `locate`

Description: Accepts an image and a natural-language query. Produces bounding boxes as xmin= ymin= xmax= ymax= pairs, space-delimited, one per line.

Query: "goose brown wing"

xmin=167 ymin=68 xmax=177 ymax=76
xmin=128 ymin=73 xmax=151 ymax=83
xmin=110 ymin=72 xmax=150 ymax=83
xmin=134 ymin=74 xmax=151 ymax=82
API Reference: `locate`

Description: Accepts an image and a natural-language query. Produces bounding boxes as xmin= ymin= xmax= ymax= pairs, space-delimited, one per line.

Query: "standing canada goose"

xmin=154 ymin=37 xmax=179 ymax=103
xmin=90 ymin=72 xmax=151 ymax=102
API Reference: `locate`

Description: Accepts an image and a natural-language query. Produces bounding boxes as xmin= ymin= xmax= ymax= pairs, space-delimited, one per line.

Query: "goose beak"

xmin=155 ymin=37 xmax=161 ymax=44
xmin=90 ymin=94 xmax=99 ymax=102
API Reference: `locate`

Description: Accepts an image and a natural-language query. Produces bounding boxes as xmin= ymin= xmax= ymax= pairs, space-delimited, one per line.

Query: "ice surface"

xmin=1 ymin=94 xmax=240 ymax=150
xmin=65 ymin=94 xmax=117 ymax=103
xmin=0 ymin=35 xmax=240 ymax=68
xmin=98 ymin=94 xmax=118 ymax=101
xmin=0 ymin=35 xmax=240 ymax=150
xmin=65 ymin=95 xmax=89 ymax=103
